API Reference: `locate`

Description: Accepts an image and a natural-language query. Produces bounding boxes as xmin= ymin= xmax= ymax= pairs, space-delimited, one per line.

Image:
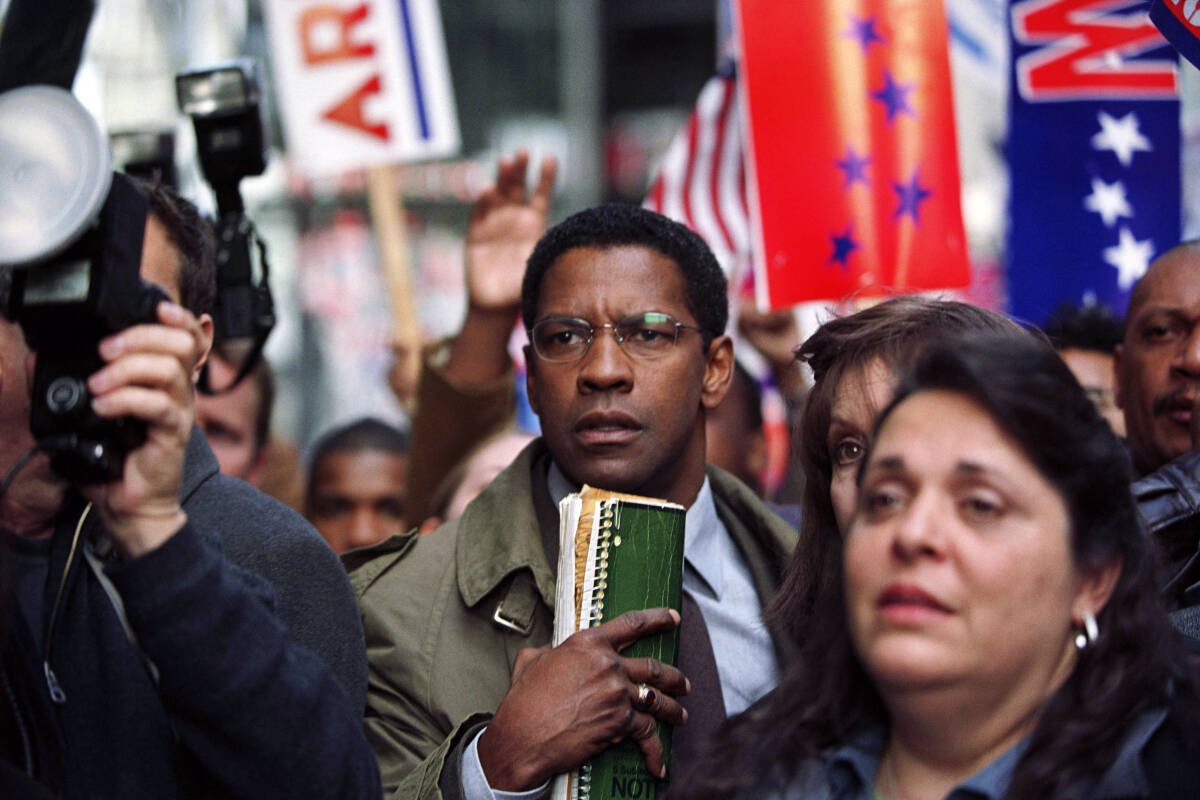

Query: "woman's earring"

xmin=1074 ymin=611 xmax=1099 ymax=650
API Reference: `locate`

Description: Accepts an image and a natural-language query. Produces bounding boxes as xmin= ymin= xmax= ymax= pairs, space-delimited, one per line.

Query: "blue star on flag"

xmin=893 ymin=170 xmax=932 ymax=222
xmin=829 ymin=227 xmax=858 ymax=268
xmin=871 ymin=71 xmax=914 ymax=123
xmin=835 ymin=146 xmax=871 ymax=187
xmin=845 ymin=15 xmax=884 ymax=51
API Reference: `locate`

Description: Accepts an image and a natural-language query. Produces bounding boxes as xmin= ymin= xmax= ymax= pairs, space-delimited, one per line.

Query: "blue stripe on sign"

xmin=397 ymin=0 xmax=431 ymax=140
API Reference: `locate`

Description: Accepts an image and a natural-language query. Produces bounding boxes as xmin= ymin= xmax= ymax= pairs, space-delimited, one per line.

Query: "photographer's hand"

xmin=82 ymin=301 xmax=206 ymax=558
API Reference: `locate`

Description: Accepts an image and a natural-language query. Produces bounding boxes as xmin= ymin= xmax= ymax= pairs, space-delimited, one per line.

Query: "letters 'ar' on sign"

xmin=265 ymin=0 xmax=460 ymax=176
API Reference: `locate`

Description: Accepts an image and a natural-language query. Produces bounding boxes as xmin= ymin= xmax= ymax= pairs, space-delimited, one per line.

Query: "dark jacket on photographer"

xmin=179 ymin=427 xmax=369 ymax=712
xmin=0 ymin=435 xmax=382 ymax=798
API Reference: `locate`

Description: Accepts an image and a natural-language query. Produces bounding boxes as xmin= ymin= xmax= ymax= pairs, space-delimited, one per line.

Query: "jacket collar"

xmin=456 ymin=439 xmax=558 ymax=609
xmin=454 ymin=440 xmax=800 ymax=616
xmin=179 ymin=426 xmax=219 ymax=504
xmin=1090 ymin=705 xmax=1169 ymax=798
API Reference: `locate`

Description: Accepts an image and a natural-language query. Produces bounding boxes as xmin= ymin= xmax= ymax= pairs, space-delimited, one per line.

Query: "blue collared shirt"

xmin=752 ymin=707 xmax=1169 ymax=800
xmin=677 ymin=475 xmax=779 ymax=714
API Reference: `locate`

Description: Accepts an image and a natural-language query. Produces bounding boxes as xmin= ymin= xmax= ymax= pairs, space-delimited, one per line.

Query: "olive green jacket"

xmin=347 ymin=439 xmax=797 ymax=799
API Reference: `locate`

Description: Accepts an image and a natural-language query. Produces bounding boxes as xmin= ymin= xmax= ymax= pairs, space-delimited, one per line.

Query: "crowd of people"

xmin=1 ymin=150 xmax=1199 ymax=800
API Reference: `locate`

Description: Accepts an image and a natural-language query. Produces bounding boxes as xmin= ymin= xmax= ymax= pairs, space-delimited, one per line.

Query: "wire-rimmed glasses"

xmin=529 ymin=311 xmax=703 ymax=363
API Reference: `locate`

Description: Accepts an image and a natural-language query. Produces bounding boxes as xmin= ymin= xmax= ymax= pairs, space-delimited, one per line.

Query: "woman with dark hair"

xmin=676 ymin=333 xmax=1200 ymax=799
xmin=774 ymin=296 xmax=1024 ymax=644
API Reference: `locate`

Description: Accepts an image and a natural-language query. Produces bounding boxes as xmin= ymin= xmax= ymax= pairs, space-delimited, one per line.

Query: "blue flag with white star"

xmin=1007 ymin=0 xmax=1180 ymax=323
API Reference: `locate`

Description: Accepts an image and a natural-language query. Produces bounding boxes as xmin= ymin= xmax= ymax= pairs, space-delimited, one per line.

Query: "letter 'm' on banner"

xmin=1013 ymin=0 xmax=1178 ymax=100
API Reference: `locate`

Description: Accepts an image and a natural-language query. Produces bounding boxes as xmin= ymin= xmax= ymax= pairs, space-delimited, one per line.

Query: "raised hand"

xmin=464 ymin=150 xmax=558 ymax=313
xmin=737 ymin=301 xmax=805 ymax=404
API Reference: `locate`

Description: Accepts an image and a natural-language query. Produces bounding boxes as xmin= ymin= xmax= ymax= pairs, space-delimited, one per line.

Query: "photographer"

xmin=131 ymin=181 xmax=369 ymax=709
xmin=0 ymin=198 xmax=381 ymax=796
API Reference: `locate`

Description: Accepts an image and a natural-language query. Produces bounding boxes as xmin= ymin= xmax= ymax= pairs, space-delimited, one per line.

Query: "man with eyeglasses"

xmin=351 ymin=203 xmax=797 ymax=799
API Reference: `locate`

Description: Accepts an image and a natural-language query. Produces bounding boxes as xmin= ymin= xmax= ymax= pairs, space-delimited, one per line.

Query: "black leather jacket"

xmin=1132 ymin=450 xmax=1200 ymax=644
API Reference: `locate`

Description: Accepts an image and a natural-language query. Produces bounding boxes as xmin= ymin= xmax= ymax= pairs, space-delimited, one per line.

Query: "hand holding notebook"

xmin=477 ymin=608 xmax=688 ymax=792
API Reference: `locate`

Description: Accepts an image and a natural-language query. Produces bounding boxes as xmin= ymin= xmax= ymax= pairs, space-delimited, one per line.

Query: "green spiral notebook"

xmin=550 ymin=485 xmax=687 ymax=800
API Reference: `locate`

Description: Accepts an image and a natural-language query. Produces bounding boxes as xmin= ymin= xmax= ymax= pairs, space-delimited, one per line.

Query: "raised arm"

xmin=404 ymin=151 xmax=557 ymax=524
xmin=86 ymin=301 xmax=382 ymax=797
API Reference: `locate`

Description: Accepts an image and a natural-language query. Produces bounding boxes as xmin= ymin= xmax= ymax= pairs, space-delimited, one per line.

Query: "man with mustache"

xmin=350 ymin=204 xmax=796 ymax=799
xmin=1116 ymin=241 xmax=1200 ymax=622
xmin=1116 ymin=242 xmax=1200 ymax=477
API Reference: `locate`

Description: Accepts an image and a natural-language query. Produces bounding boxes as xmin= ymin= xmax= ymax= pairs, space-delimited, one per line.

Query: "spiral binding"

xmin=577 ymin=762 xmax=594 ymax=799
xmin=583 ymin=501 xmax=616 ymax=628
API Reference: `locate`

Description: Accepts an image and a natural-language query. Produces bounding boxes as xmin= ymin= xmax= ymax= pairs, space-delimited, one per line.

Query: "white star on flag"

xmin=1083 ymin=178 xmax=1133 ymax=227
xmin=1091 ymin=111 xmax=1152 ymax=167
xmin=1103 ymin=226 xmax=1154 ymax=290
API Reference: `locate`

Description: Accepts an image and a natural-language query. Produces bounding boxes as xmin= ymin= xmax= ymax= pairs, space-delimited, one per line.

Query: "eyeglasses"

xmin=529 ymin=311 xmax=704 ymax=363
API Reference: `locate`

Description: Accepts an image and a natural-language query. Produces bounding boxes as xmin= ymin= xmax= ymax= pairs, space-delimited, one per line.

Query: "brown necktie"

xmin=669 ymin=589 xmax=726 ymax=786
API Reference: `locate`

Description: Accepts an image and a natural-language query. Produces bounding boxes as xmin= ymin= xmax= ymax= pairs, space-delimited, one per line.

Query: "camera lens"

xmin=46 ymin=376 xmax=86 ymax=415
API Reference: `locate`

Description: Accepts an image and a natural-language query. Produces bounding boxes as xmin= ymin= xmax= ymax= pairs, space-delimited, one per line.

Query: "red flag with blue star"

xmin=736 ymin=0 xmax=969 ymax=308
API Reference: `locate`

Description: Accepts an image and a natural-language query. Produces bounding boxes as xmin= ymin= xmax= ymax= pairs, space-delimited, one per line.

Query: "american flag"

xmin=643 ymin=68 xmax=750 ymax=276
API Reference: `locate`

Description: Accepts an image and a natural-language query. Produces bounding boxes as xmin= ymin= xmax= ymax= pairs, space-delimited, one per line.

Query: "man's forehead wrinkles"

xmin=537 ymin=289 xmax=691 ymax=325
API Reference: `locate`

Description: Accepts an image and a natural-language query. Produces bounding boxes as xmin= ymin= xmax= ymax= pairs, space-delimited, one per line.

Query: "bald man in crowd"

xmin=1116 ymin=242 xmax=1200 ymax=477
xmin=1116 ymin=241 xmax=1200 ymax=627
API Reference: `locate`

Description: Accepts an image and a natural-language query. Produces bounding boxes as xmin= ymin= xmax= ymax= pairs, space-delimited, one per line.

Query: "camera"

xmin=177 ymin=59 xmax=275 ymax=392
xmin=0 ymin=85 xmax=167 ymax=483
